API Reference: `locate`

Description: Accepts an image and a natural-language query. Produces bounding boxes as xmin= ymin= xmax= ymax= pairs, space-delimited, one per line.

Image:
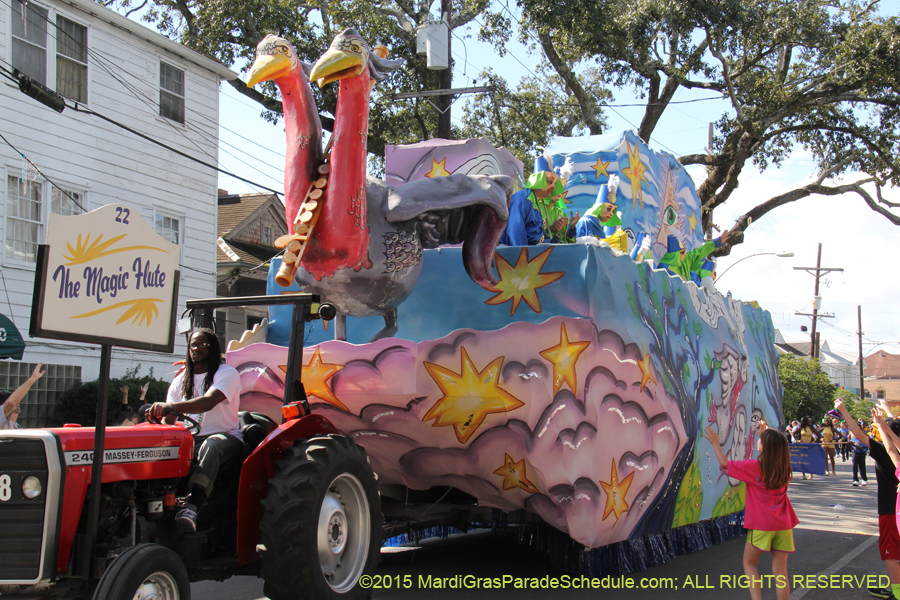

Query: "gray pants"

xmin=189 ymin=433 xmax=244 ymax=496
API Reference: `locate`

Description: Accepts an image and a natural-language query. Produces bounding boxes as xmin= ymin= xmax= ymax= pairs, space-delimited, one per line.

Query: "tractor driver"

xmin=150 ymin=328 xmax=243 ymax=534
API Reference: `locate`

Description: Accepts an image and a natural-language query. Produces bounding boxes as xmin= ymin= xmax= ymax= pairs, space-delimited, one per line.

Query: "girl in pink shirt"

xmin=704 ymin=423 xmax=797 ymax=600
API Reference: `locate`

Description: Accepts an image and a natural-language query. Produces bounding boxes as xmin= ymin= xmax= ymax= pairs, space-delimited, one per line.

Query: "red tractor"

xmin=0 ymin=294 xmax=382 ymax=600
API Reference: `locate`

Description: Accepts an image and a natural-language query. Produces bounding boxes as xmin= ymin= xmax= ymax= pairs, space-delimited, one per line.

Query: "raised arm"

xmin=703 ymin=427 xmax=729 ymax=470
xmin=2 ymin=363 xmax=44 ymax=418
xmin=873 ymin=407 xmax=900 ymax=467
xmin=835 ymin=399 xmax=870 ymax=447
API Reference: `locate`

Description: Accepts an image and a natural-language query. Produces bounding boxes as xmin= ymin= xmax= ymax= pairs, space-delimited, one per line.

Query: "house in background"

xmin=1 ymin=0 xmax=236 ymax=424
xmin=774 ymin=331 xmax=861 ymax=394
xmin=215 ymin=191 xmax=286 ymax=348
xmin=864 ymin=350 xmax=900 ymax=405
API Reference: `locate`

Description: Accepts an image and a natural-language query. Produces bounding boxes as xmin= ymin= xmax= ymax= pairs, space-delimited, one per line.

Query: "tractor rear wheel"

xmin=260 ymin=434 xmax=381 ymax=600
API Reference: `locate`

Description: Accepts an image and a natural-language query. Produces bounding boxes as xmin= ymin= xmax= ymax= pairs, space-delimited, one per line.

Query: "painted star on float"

xmin=485 ymin=248 xmax=565 ymax=316
xmin=423 ymin=347 xmax=524 ymax=444
xmin=493 ymin=453 xmax=540 ymax=493
xmin=539 ymin=322 xmax=591 ymax=395
xmin=280 ymin=346 xmax=347 ymax=411
xmin=424 ymin=157 xmax=451 ymax=178
xmin=637 ymin=352 xmax=657 ymax=393
xmin=688 ymin=210 xmax=699 ymax=232
xmin=591 ymin=157 xmax=611 ymax=179
xmin=599 ymin=459 xmax=635 ymax=521
xmin=620 ymin=140 xmax=648 ymax=210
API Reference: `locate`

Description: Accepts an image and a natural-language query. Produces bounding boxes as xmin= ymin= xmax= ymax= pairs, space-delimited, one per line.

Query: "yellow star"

xmin=493 ymin=453 xmax=540 ymax=494
xmin=423 ymin=347 xmax=524 ymax=444
xmin=539 ymin=322 xmax=591 ymax=395
xmin=591 ymin=157 xmax=611 ymax=179
xmin=424 ymin=157 xmax=451 ymax=178
xmin=599 ymin=459 xmax=635 ymax=521
xmin=637 ymin=353 xmax=656 ymax=393
xmin=620 ymin=140 xmax=648 ymax=210
xmin=485 ymin=248 xmax=565 ymax=316
xmin=688 ymin=210 xmax=698 ymax=232
xmin=279 ymin=346 xmax=347 ymax=411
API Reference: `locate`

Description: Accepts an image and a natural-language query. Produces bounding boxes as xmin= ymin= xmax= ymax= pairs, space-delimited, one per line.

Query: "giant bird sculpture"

xmin=247 ymin=31 xmax=513 ymax=340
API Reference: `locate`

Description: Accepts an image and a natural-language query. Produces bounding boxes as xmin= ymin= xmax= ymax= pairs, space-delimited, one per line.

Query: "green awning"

xmin=0 ymin=314 xmax=25 ymax=360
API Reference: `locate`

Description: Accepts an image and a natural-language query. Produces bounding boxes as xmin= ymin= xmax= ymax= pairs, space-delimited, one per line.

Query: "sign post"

xmin=29 ymin=204 xmax=180 ymax=577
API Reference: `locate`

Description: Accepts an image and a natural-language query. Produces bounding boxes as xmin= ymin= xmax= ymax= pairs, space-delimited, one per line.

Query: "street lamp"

xmin=715 ymin=252 xmax=794 ymax=281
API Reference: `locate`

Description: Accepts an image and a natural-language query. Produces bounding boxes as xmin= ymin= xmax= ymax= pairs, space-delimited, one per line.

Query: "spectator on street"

xmin=846 ymin=402 xmax=900 ymax=600
xmin=0 ymin=363 xmax=45 ymax=430
xmin=839 ymin=420 xmax=851 ymax=461
xmin=821 ymin=417 xmax=838 ymax=476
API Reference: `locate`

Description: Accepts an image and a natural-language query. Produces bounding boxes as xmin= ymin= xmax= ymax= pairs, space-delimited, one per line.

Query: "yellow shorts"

xmin=748 ymin=529 xmax=795 ymax=553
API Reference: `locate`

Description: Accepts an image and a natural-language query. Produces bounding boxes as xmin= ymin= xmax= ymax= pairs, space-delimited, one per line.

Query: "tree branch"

xmin=374 ymin=6 xmax=416 ymax=33
xmin=537 ymin=31 xmax=603 ymax=135
xmin=679 ymin=153 xmax=730 ymax=167
xmin=721 ymin=177 xmax=886 ymax=252
xmin=705 ymin=29 xmax=754 ymax=135
xmin=124 ymin=0 xmax=148 ymax=18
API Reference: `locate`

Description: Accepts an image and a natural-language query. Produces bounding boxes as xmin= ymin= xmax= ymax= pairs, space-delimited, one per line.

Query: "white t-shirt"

xmin=0 ymin=409 xmax=21 ymax=430
xmin=166 ymin=364 xmax=242 ymax=440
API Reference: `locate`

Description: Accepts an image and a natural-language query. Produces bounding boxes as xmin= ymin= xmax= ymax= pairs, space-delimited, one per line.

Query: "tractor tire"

xmin=260 ymin=434 xmax=382 ymax=600
xmin=91 ymin=543 xmax=190 ymax=600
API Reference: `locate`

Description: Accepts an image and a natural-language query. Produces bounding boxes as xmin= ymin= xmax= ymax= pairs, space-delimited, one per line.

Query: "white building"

xmin=1 ymin=0 xmax=236 ymax=420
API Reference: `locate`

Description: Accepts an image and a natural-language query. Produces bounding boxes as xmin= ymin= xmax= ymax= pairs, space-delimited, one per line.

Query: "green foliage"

xmin=53 ymin=365 xmax=170 ymax=427
xmin=848 ymin=398 xmax=877 ymax=423
xmin=671 ymin=461 xmax=702 ymax=528
xmin=711 ymin=483 xmax=746 ymax=518
xmin=778 ymin=356 xmax=835 ymax=423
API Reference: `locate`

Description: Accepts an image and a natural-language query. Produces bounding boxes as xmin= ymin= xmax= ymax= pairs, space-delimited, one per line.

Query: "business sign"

xmin=30 ymin=204 xmax=180 ymax=352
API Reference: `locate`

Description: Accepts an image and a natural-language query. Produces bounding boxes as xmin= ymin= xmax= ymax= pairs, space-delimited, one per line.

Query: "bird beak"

xmin=309 ymin=46 xmax=366 ymax=88
xmin=247 ymin=53 xmax=292 ymax=87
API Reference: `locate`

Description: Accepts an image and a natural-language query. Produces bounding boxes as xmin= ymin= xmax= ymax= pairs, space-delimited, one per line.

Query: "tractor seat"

xmin=239 ymin=411 xmax=278 ymax=452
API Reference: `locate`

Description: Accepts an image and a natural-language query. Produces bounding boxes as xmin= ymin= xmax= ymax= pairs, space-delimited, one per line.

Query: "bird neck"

xmin=301 ymin=70 xmax=373 ymax=279
xmin=277 ymin=72 xmax=323 ymax=225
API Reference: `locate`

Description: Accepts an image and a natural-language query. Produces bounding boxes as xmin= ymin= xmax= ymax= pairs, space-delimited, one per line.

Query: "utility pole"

xmin=437 ymin=0 xmax=452 ymax=139
xmin=858 ymin=305 xmax=865 ymax=399
xmin=793 ymin=243 xmax=843 ymax=359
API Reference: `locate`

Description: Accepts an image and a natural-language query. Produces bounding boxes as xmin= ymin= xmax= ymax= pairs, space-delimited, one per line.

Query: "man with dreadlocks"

xmin=150 ymin=328 xmax=242 ymax=533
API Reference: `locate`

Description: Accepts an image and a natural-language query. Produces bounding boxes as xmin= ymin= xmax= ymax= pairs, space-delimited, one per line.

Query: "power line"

xmin=0 ymin=130 xmax=88 ymax=212
xmin=67 ymin=102 xmax=284 ymax=195
xmin=5 ymin=0 xmax=284 ymax=195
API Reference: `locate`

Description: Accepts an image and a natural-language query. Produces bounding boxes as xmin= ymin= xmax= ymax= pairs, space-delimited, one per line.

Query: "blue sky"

xmin=211 ymin=1 xmax=900 ymax=361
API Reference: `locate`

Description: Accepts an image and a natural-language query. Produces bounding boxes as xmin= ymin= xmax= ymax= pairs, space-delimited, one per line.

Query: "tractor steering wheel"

xmin=147 ymin=406 xmax=202 ymax=436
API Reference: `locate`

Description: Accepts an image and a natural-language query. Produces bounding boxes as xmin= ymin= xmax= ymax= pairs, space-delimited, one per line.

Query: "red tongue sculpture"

xmin=302 ymin=41 xmax=373 ymax=278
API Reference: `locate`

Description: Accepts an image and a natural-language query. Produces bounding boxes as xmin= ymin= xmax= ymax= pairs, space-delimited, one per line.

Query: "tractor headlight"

xmin=22 ymin=476 xmax=42 ymax=499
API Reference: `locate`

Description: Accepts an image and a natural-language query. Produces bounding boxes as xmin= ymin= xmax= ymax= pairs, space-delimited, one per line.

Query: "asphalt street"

xmin=193 ymin=458 xmax=887 ymax=600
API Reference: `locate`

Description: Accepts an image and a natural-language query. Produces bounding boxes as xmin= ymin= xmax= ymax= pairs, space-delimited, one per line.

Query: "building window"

xmin=155 ymin=213 xmax=180 ymax=245
xmin=11 ymin=1 xmax=88 ymax=103
xmin=159 ymin=61 xmax=185 ymax=124
xmin=263 ymin=226 xmax=272 ymax=245
xmin=51 ymin=187 xmax=83 ymax=216
xmin=11 ymin=0 xmax=49 ymax=85
xmin=247 ymin=315 xmax=264 ymax=330
xmin=6 ymin=175 xmax=43 ymax=263
xmin=56 ymin=16 xmax=88 ymax=103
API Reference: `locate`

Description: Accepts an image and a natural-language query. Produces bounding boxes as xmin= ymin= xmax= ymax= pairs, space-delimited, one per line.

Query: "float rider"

xmin=575 ymin=174 xmax=629 ymax=251
xmin=500 ymin=155 xmax=576 ymax=246
xmin=658 ymin=228 xmax=731 ymax=285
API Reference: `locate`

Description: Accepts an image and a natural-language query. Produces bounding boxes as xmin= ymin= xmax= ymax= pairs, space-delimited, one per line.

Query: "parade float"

xmin=235 ymin=29 xmax=783 ymax=575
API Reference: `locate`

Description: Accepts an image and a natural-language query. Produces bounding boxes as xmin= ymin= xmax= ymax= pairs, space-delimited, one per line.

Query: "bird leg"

xmin=370 ymin=309 xmax=398 ymax=342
